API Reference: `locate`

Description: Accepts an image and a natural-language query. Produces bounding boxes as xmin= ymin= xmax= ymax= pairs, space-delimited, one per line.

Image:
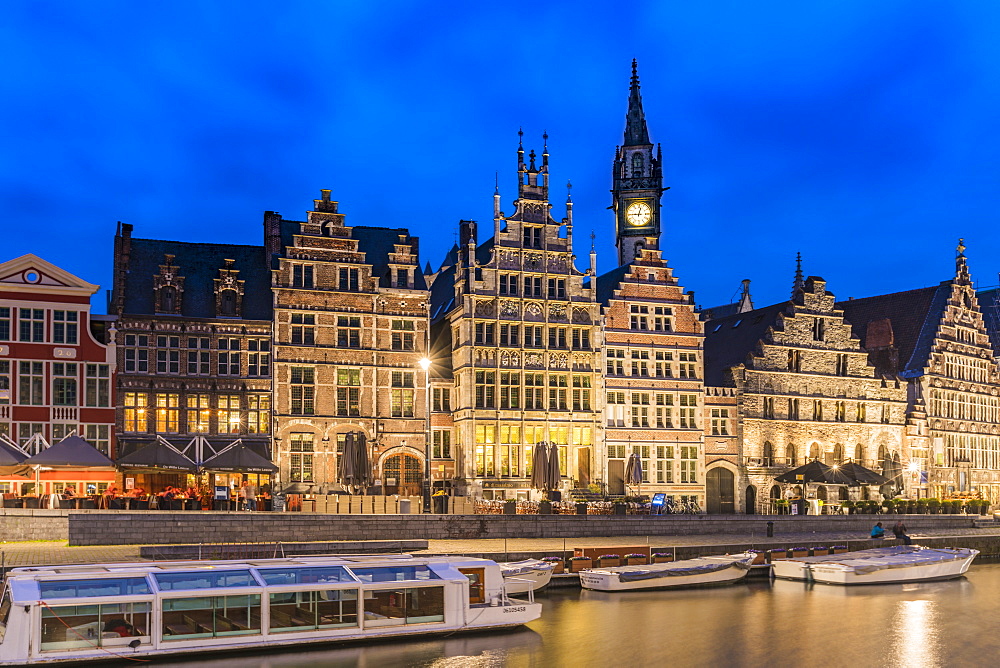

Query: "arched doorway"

xmin=382 ymin=453 xmax=422 ymax=496
xmin=706 ymin=467 xmax=736 ymax=514
xmin=745 ymin=485 xmax=757 ymax=515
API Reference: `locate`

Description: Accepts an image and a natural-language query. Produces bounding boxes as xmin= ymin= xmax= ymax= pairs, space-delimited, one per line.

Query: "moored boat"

xmin=770 ymin=545 xmax=979 ymax=585
xmin=0 ymin=554 xmax=541 ymax=665
xmin=499 ymin=559 xmax=555 ymax=594
xmin=578 ymin=553 xmax=755 ymax=591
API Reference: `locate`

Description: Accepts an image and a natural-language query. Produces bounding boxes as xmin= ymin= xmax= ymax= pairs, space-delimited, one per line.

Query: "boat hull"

xmin=578 ymin=555 xmax=754 ymax=592
xmin=771 ymin=547 xmax=979 ymax=585
xmin=503 ymin=568 xmax=553 ymax=593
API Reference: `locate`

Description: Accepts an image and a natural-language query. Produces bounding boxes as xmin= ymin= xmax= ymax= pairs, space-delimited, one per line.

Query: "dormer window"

xmin=396 ymin=268 xmax=409 ymax=289
xmin=161 ymin=286 xmax=176 ymax=312
xmin=220 ymin=289 xmax=237 ymax=316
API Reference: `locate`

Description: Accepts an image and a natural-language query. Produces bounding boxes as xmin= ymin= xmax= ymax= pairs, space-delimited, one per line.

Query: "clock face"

xmin=625 ymin=201 xmax=652 ymax=226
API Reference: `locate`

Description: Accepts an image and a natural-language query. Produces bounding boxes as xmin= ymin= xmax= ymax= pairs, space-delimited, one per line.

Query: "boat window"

xmin=348 ymin=566 xmax=440 ymax=583
xmin=39 ymin=577 xmax=151 ymax=599
xmin=363 ymin=586 xmax=445 ymax=627
xmin=256 ymin=566 xmax=354 ymax=585
xmin=0 ymin=586 xmax=10 ymax=644
xmin=268 ymin=589 xmax=359 ymax=632
xmin=161 ymin=595 xmax=261 ymax=640
xmin=155 ymin=570 xmax=257 ymax=590
xmin=40 ymin=602 xmax=150 ymax=652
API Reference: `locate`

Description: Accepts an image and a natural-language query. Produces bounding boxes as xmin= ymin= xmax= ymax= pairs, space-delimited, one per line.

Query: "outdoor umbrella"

xmin=837 ymin=461 xmax=890 ymax=487
xmin=18 ymin=435 xmax=115 ymax=471
xmin=200 ymin=441 xmax=277 ymax=474
xmin=530 ymin=442 xmax=548 ymax=491
xmin=773 ymin=460 xmax=853 ymax=486
xmin=0 ymin=438 xmax=28 ymax=475
xmin=281 ymin=483 xmax=311 ymax=494
xmin=546 ymin=443 xmax=562 ymax=492
xmin=115 ymin=439 xmax=197 ymax=473
xmin=625 ymin=452 xmax=643 ymax=494
xmin=337 ymin=432 xmax=357 ymax=490
xmin=880 ymin=452 xmax=904 ymax=496
xmin=355 ymin=434 xmax=373 ymax=490
xmin=338 ymin=432 xmax=373 ymax=494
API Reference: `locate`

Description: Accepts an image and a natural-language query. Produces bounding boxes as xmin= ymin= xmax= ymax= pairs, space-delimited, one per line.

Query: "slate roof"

xmin=976 ymin=287 xmax=1000 ymax=357
xmin=698 ymin=302 xmax=744 ymax=320
xmin=351 ymin=226 xmax=427 ymax=291
xmin=703 ymin=301 xmax=793 ymax=386
xmin=122 ymin=238 xmax=272 ymax=321
xmin=595 ymin=263 xmax=632 ymax=306
xmin=836 ymin=284 xmax=948 ymax=378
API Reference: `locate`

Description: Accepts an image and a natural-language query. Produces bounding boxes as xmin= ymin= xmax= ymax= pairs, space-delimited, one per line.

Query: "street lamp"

xmin=418 ymin=356 xmax=432 ymax=513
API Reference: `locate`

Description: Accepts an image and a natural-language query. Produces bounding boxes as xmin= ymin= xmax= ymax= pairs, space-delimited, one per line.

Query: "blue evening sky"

xmin=2 ymin=1 xmax=998 ymax=313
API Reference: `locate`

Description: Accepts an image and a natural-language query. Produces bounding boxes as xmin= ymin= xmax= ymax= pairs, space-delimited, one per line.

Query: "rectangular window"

xmin=857 ymin=402 xmax=866 ymax=423
xmin=52 ymin=362 xmax=77 ymax=406
xmin=161 ymin=595 xmax=261 ymax=640
xmin=337 ymin=368 xmax=361 ymax=417
xmin=522 ymin=226 xmax=542 ymax=249
xmin=363 ymin=587 xmax=445 ymax=627
xmin=19 ymin=308 xmax=44 ymax=342
xmin=0 ymin=307 xmax=9 ymax=341
xmin=433 ymin=387 xmax=450 ymax=412
xmin=18 ymin=361 xmax=44 ymax=405
xmin=678 ymin=352 xmax=697 ymax=379
xmin=680 ymin=445 xmax=698 ymax=483
xmin=337 ymin=317 xmax=361 ymax=348
xmin=247 ymin=394 xmax=270 ymax=434
xmin=392 ymin=320 xmax=416 ymax=351
xmin=18 ymin=423 xmax=44 ymax=449
xmin=548 ymin=374 xmax=568 ymax=411
xmin=788 ymin=397 xmax=800 ymax=420
xmin=547 ymin=327 xmax=567 ymax=349
xmin=547 ymin=279 xmax=566 ymax=299
xmin=631 ymin=350 xmax=650 ymax=377
xmin=572 ymin=375 xmax=591 ymax=411
xmin=0 ymin=360 xmax=9 ymax=405
xmin=655 ymin=393 xmax=673 ymax=428
xmin=292 ymin=264 xmax=314 ymax=288
xmin=813 ymin=400 xmax=823 ymax=421
xmin=289 ymin=433 xmax=314 ymax=482
xmin=524 ymin=373 xmax=544 ymax=410
xmin=186 ymin=394 xmax=210 ymax=433
xmin=524 ymin=325 xmax=543 ymax=347
xmin=52 ymin=310 xmax=78 ymax=344
xmin=396 ymin=268 xmax=409 ymax=288
xmin=156 ymin=336 xmax=181 ymax=374
xmin=711 ymin=408 xmax=729 ymax=435
xmin=156 ymin=393 xmax=180 ymax=433
xmin=474 ymin=322 xmax=495 ymax=345
xmin=607 ymin=348 xmax=625 ymax=375
xmin=656 ymin=445 xmax=675 ymax=483
xmin=629 ymin=304 xmax=649 ymax=331
xmin=42 ymin=601 xmax=151 ymax=650
xmin=269 ymin=589 xmax=358 ymax=632
xmin=571 ymin=328 xmax=591 ymax=349
xmin=813 ymin=317 xmax=825 ymax=341
xmin=186 ymin=338 xmax=210 ymax=375
xmin=654 ymin=351 xmax=672 ymax=377
xmin=338 ymin=267 xmax=360 ymax=291
xmin=84 ymin=424 xmax=110 ymax=455
xmin=475 ymin=371 xmax=495 ymax=409
xmin=247 ymin=339 xmax=270 ymax=376
xmin=218 ymin=394 xmax=241 ymax=434
xmin=84 ymin=364 xmax=110 ymax=407
xmin=836 ymin=353 xmax=848 ymax=376
xmin=124 ymin=334 xmax=149 ymax=373
xmin=762 ymin=396 xmax=774 ymax=419
xmin=500 ymin=324 xmax=519 ymax=347
xmin=124 ymin=392 xmax=148 ymax=432
xmin=391 ymin=371 xmax=415 ymax=417
xmin=432 ymin=429 xmax=452 ymax=459
xmin=499 ymin=274 xmax=519 ymax=296
xmin=653 ymin=306 xmax=673 ymax=332
xmin=291 ymin=314 xmax=316 ymax=346
xmin=679 ymin=394 xmax=697 ymax=429
xmin=290 ymin=367 xmax=315 ymax=415
xmin=499 ymin=372 xmax=520 ymax=409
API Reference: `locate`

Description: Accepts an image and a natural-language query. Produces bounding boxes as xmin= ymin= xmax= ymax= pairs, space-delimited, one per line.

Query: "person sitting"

xmin=102 ymin=618 xmax=134 ymax=637
xmin=61 ymin=486 xmax=76 ymax=500
xmin=870 ymin=521 xmax=885 ymax=539
xmin=892 ymin=520 xmax=912 ymax=545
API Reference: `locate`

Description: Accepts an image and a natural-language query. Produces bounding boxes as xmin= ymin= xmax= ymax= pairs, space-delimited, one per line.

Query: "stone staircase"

xmin=568 ymin=488 xmax=603 ymax=503
xmin=973 ymin=517 xmax=999 ymax=529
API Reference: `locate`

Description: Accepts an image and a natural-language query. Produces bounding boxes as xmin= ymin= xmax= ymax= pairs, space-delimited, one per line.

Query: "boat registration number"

xmin=504 ymin=606 xmax=527 ymax=613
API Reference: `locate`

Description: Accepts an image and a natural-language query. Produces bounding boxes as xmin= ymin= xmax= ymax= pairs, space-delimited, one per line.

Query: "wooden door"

xmin=459 ymin=568 xmax=486 ymax=604
xmin=608 ymin=460 xmax=625 ymax=495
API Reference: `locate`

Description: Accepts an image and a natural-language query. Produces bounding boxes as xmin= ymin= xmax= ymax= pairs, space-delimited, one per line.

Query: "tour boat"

xmin=578 ymin=553 xmax=756 ymax=592
xmin=0 ymin=554 xmax=541 ymax=665
xmin=499 ymin=560 xmax=555 ymax=594
xmin=769 ymin=545 xmax=980 ymax=585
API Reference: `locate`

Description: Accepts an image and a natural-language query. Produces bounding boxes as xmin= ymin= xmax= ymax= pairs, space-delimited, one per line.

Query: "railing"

xmin=52 ymin=407 xmax=78 ymax=421
xmin=500 ymin=579 xmax=535 ymax=605
xmin=0 ymin=405 xmax=9 ymax=420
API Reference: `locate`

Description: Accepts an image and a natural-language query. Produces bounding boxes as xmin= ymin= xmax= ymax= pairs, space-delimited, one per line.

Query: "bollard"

xmin=766 ymin=521 xmax=774 ymax=538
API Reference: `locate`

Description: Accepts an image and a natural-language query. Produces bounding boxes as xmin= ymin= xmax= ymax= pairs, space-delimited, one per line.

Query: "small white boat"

xmin=499 ymin=559 xmax=555 ymax=594
xmin=578 ymin=553 xmax=755 ymax=591
xmin=0 ymin=553 xmax=541 ymax=665
xmin=770 ymin=545 xmax=980 ymax=585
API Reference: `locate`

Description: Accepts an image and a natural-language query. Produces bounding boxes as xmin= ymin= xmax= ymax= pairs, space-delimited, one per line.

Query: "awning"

xmin=200 ymin=441 xmax=277 ymax=473
xmin=0 ymin=439 xmax=28 ymax=474
xmin=19 ymin=435 xmax=115 ymax=470
xmin=116 ymin=440 xmax=197 ymax=473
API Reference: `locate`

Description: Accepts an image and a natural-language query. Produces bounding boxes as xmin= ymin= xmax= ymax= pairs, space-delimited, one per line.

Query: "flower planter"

xmin=790 ymin=549 xmax=808 ymax=558
xmin=625 ymin=556 xmax=648 ymax=566
xmin=569 ymin=558 xmax=592 ymax=573
xmin=768 ymin=549 xmax=789 ymax=560
xmin=832 ymin=546 xmax=848 ymax=554
xmin=598 ymin=557 xmax=621 ymax=568
xmin=749 ymin=552 xmax=766 ymax=565
xmin=542 ymin=558 xmax=565 ymax=574
xmin=810 ymin=548 xmax=829 ymax=556
xmin=652 ymin=555 xmax=673 ymax=564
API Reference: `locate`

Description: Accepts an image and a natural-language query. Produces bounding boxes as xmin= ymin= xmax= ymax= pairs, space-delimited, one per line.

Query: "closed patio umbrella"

xmin=337 ymin=432 xmax=357 ymax=490
xmin=530 ymin=442 xmax=548 ymax=491
xmin=338 ymin=433 xmax=373 ymax=494
xmin=546 ymin=443 xmax=562 ymax=492
xmin=625 ymin=452 xmax=643 ymax=492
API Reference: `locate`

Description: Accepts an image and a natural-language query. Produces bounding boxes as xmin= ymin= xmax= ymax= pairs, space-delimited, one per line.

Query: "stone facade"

xmin=268 ymin=191 xmax=431 ymax=494
xmin=705 ymin=277 xmax=909 ymax=512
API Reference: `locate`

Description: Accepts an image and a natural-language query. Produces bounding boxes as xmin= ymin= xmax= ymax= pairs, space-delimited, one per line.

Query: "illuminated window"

xmin=156 ymin=393 xmax=180 ymax=433
xmin=218 ymin=395 xmax=241 ymax=434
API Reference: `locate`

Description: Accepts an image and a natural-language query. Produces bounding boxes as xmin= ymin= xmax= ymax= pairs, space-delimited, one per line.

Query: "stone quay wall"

xmin=0 ymin=509 xmax=69 ymax=542
xmin=42 ymin=511 xmax=981 ymax=546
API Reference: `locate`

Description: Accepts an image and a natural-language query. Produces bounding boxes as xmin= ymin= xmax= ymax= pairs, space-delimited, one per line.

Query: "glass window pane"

xmin=268 ymin=591 xmax=316 ymax=632
xmin=317 ymin=589 xmax=359 ymax=628
xmin=161 ymin=597 xmax=214 ymax=639
xmin=348 ymin=566 xmax=439 ymax=583
xmin=405 ymin=586 xmax=445 ymax=624
xmin=256 ymin=566 xmax=353 ymax=585
xmin=41 ymin=605 xmax=101 ymax=651
xmin=155 ymin=570 xmax=256 ymax=591
xmin=39 ymin=577 xmax=151 ymax=599
xmin=363 ymin=589 xmax=407 ymax=627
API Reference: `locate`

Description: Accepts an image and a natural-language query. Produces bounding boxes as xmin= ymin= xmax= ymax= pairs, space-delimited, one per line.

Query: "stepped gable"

xmin=975 ymin=287 xmax=1000 ymax=357
xmin=121 ymin=238 xmax=271 ymax=320
xmin=703 ymin=302 xmax=792 ymax=387
xmin=836 ymin=285 xmax=947 ymax=377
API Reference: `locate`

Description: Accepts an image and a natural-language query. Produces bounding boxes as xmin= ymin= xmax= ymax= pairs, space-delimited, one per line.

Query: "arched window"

xmin=161 ymin=286 xmax=175 ymax=312
xmin=785 ymin=444 xmax=796 ymax=467
xmin=833 ymin=443 xmax=844 ymax=464
xmin=877 ymin=444 xmax=888 ymax=462
xmin=762 ymin=441 xmax=774 ymax=466
xmin=220 ymin=289 xmax=237 ymax=316
xmin=631 ymin=152 xmax=644 ymax=177
xmin=854 ymin=444 xmax=864 ymax=462
xmin=809 ymin=443 xmax=820 ymax=460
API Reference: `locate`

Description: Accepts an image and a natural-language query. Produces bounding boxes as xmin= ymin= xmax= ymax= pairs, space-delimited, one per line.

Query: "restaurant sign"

xmin=482 ymin=480 xmax=528 ymax=489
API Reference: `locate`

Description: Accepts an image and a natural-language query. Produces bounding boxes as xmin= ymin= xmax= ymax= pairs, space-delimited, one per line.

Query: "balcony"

xmin=52 ymin=407 xmax=78 ymax=421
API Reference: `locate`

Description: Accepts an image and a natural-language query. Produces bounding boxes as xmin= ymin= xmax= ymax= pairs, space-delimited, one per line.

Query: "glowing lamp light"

xmin=418 ymin=357 xmax=432 ymax=371
xmin=908 ymin=462 xmax=921 ymax=473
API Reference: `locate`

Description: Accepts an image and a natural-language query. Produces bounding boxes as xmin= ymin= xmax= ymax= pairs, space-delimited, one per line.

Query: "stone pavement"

xmin=2 ymin=525 xmax=998 ymax=569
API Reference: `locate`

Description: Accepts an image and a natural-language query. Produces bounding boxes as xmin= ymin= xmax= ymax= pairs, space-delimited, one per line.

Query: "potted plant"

xmin=541 ymin=556 xmax=565 ymax=574
xmin=927 ymin=497 xmax=941 ymax=514
xmin=625 ymin=553 xmax=648 ymax=566
xmin=652 ymin=552 xmax=673 ymax=564
xmin=790 ymin=546 xmax=808 ymax=558
xmin=598 ymin=554 xmax=621 ymax=567
xmin=569 ymin=556 xmax=592 ymax=573
xmin=841 ymin=500 xmax=854 ymax=514
xmin=831 ymin=545 xmax=848 ymax=554
xmin=768 ymin=548 xmax=788 ymax=560
xmin=810 ymin=546 xmax=829 ymax=556
xmin=747 ymin=549 xmax=766 ymax=565
xmin=882 ymin=499 xmax=896 ymax=514
xmin=915 ymin=498 xmax=928 ymax=514
xmin=775 ymin=498 xmax=790 ymax=515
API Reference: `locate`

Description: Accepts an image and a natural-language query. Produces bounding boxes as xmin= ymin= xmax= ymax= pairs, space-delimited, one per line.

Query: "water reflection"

xmin=152 ymin=562 xmax=1000 ymax=668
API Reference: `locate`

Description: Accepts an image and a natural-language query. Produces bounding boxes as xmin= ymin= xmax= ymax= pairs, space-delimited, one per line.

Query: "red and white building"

xmin=0 ymin=254 xmax=117 ymax=495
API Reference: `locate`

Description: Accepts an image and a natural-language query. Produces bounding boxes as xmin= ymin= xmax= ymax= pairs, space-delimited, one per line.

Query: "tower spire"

xmin=792 ymin=252 xmax=804 ymax=297
xmin=956 ymin=238 xmax=971 ymax=285
xmin=624 ymin=58 xmax=650 ymax=146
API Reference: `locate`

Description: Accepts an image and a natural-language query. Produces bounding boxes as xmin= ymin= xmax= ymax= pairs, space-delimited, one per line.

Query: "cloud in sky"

xmin=2 ymin=1 xmax=999 ymax=311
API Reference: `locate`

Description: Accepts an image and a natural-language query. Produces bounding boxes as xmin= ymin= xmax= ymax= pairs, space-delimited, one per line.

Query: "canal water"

xmin=160 ymin=560 xmax=1000 ymax=668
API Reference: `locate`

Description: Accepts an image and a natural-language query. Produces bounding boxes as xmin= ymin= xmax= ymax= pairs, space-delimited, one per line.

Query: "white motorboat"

xmin=770 ymin=545 xmax=979 ymax=585
xmin=500 ymin=559 xmax=555 ymax=594
xmin=578 ymin=553 xmax=755 ymax=591
xmin=0 ymin=554 xmax=541 ymax=665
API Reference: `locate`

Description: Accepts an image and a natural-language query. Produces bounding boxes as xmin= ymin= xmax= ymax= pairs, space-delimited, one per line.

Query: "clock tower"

xmin=612 ymin=60 xmax=665 ymax=265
